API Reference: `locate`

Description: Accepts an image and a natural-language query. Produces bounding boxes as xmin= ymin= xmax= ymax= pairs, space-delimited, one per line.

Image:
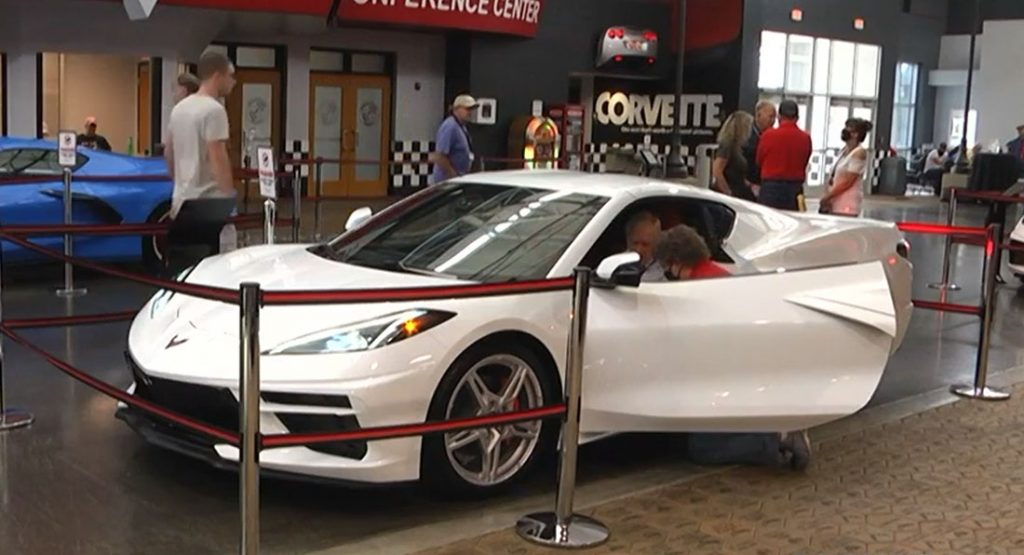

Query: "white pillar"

xmin=286 ymin=41 xmax=310 ymax=148
xmin=6 ymin=51 xmax=39 ymax=138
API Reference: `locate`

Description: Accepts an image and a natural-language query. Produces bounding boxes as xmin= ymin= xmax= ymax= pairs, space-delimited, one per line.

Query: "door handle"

xmin=342 ymin=129 xmax=357 ymax=153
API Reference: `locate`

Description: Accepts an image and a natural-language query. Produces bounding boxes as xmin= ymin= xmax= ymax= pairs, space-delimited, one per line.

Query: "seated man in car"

xmin=651 ymin=225 xmax=731 ymax=281
xmin=649 ymin=225 xmax=812 ymax=470
xmin=624 ymin=210 xmax=666 ymax=281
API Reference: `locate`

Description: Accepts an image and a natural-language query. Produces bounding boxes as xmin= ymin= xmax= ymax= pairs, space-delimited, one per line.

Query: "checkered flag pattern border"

xmin=392 ymin=140 xmax=434 ymax=190
xmin=585 ymin=143 xmax=696 ymax=175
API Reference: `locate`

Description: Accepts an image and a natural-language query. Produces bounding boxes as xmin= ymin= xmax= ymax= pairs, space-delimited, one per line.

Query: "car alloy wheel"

xmin=442 ymin=354 xmax=544 ymax=488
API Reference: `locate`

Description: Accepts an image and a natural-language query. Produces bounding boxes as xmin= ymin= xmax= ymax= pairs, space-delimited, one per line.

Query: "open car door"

xmin=580 ymin=260 xmax=898 ymax=434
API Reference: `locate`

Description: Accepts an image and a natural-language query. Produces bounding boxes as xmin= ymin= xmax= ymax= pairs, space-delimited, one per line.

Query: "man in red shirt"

xmin=652 ymin=225 xmax=731 ymax=281
xmin=756 ymin=100 xmax=813 ymax=211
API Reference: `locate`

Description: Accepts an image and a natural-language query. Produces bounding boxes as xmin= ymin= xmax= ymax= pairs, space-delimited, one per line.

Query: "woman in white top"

xmin=821 ymin=118 xmax=873 ymax=217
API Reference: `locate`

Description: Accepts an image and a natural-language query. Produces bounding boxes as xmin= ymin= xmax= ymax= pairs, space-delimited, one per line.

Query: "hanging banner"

xmin=339 ymin=0 xmax=544 ymax=37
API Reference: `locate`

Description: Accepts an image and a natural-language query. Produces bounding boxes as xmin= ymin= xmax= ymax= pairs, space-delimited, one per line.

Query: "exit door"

xmin=309 ymin=73 xmax=392 ymax=197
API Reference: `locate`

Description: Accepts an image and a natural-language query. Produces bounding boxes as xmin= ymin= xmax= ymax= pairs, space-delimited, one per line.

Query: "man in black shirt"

xmin=742 ymin=101 xmax=777 ymax=191
xmin=77 ymin=116 xmax=112 ymax=151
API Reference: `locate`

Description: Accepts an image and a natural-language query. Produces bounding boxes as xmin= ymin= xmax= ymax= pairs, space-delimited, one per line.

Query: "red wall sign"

xmin=339 ymin=0 xmax=544 ymax=38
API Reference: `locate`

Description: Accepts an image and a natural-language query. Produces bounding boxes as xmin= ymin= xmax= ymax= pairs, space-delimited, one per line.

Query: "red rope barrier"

xmin=0 ymin=214 xmax=290 ymax=238
xmin=897 ymin=222 xmax=988 ymax=237
xmin=954 ymin=189 xmax=1024 ymax=204
xmin=912 ymin=299 xmax=982 ymax=317
xmin=0 ymin=325 xmax=238 ymax=445
xmin=0 ymin=174 xmax=170 ymax=186
xmin=261 ymin=276 xmax=575 ymax=306
xmin=0 ymin=233 xmax=239 ymax=304
xmin=261 ymin=404 xmax=566 ymax=448
xmin=4 ymin=310 xmax=137 ymax=330
xmin=1001 ymin=242 xmax=1024 ymax=255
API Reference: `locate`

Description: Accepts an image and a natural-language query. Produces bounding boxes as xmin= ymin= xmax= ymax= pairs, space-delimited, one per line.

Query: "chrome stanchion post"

xmin=239 ymin=282 xmax=261 ymax=554
xmin=0 ymin=244 xmax=33 ymax=432
xmin=263 ymin=200 xmax=276 ymax=246
xmin=517 ymin=267 xmax=609 ymax=549
xmin=951 ymin=223 xmax=1010 ymax=401
xmin=314 ymin=157 xmax=324 ymax=241
xmin=930 ymin=187 xmax=962 ymax=291
xmin=56 ymin=168 xmax=86 ymax=297
xmin=243 ymin=154 xmax=252 ymax=216
xmin=291 ymin=166 xmax=301 ymax=243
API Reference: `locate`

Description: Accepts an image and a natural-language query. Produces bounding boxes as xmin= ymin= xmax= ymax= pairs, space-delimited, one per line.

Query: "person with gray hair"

xmin=625 ymin=210 xmax=665 ymax=281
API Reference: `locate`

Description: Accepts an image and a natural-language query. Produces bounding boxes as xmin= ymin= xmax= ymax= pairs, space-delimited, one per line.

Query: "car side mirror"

xmin=345 ymin=207 xmax=373 ymax=231
xmin=595 ymin=252 xmax=643 ymax=288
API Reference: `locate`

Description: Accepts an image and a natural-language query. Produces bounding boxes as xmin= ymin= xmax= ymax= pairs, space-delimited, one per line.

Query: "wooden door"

xmin=137 ymin=62 xmax=150 ymax=155
xmin=227 ymin=68 xmax=282 ymax=193
xmin=309 ymin=73 xmax=391 ymax=198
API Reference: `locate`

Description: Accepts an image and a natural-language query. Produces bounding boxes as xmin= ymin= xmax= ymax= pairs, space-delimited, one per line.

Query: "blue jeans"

xmin=686 ymin=433 xmax=785 ymax=467
xmin=759 ymin=180 xmax=804 ymax=211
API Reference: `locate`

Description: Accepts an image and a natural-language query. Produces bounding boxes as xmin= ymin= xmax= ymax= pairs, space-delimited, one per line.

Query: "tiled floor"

xmin=418 ymin=382 xmax=1024 ymax=555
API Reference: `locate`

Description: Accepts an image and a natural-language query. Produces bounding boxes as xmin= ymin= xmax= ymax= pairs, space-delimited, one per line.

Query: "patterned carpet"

xmin=416 ymin=388 xmax=1024 ymax=555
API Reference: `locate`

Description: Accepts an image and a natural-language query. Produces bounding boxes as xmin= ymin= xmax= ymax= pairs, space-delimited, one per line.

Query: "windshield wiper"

xmin=397 ymin=261 xmax=458 ymax=280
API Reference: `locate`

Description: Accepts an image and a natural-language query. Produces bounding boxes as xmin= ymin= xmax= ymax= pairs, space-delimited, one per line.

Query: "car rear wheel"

xmin=142 ymin=203 xmax=171 ymax=272
xmin=420 ymin=341 xmax=557 ymax=498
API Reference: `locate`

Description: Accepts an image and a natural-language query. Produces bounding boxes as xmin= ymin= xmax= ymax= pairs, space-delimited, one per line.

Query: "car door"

xmin=0 ymin=148 xmax=76 ymax=256
xmin=579 ymin=259 xmax=897 ymax=434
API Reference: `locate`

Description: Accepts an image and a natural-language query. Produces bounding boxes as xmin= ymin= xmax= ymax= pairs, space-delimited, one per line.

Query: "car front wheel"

xmin=420 ymin=341 xmax=557 ymax=498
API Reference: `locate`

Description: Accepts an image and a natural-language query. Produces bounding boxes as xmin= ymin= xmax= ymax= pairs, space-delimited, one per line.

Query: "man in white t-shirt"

xmin=165 ymin=51 xmax=237 ymax=220
xmin=922 ymin=142 xmax=947 ymax=189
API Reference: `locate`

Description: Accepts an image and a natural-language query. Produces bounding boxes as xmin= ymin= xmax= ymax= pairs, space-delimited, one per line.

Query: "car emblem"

xmin=166 ymin=335 xmax=189 ymax=349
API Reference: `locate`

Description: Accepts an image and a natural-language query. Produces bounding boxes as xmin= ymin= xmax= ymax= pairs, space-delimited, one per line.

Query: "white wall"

xmin=5 ymin=51 xmax=38 ymax=137
xmin=976 ymin=20 xmax=1024 ymax=148
xmin=220 ymin=24 xmax=446 ymax=145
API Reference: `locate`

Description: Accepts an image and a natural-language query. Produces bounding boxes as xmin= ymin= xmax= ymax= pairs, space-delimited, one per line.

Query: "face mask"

xmin=664 ymin=270 xmax=677 ymax=281
xmin=841 ymin=129 xmax=852 ymax=142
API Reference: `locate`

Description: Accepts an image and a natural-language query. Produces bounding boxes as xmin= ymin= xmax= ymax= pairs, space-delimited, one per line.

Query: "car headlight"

xmin=265 ymin=309 xmax=455 ymax=355
xmin=149 ymin=266 xmax=196 ymax=318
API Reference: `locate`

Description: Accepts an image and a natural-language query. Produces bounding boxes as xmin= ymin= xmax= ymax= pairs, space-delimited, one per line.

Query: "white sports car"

xmin=118 ymin=171 xmax=913 ymax=495
xmin=1009 ymin=215 xmax=1024 ymax=280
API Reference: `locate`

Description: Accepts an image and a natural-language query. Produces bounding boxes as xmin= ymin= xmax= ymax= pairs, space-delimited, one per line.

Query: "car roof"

xmin=450 ymin=170 xmax=727 ymax=202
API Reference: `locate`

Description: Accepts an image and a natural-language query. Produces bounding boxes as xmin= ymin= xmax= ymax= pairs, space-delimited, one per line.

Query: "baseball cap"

xmin=779 ymin=100 xmax=799 ymax=119
xmin=452 ymin=94 xmax=478 ymax=110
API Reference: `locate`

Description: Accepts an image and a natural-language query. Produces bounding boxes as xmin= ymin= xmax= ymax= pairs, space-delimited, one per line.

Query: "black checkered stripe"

xmin=392 ymin=140 xmax=434 ymax=189
xmin=284 ymin=139 xmax=311 ymax=178
xmin=584 ymin=143 xmax=697 ymax=174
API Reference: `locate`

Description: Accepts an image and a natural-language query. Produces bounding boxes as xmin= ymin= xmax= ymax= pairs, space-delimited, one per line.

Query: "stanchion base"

xmin=55 ymin=288 xmax=88 ymax=298
xmin=950 ymin=384 xmax=1011 ymax=401
xmin=0 ymin=410 xmax=34 ymax=431
xmin=928 ymin=282 xmax=962 ymax=291
xmin=516 ymin=512 xmax=610 ymax=549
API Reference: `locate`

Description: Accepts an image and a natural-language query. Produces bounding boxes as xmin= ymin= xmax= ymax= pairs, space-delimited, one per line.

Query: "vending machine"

xmin=508 ymin=115 xmax=561 ymax=169
xmin=547 ymin=104 xmax=586 ymax=171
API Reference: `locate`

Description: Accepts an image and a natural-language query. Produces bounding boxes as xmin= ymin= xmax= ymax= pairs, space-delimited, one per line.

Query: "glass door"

xmin=226 ymin=68 xmax=282 ymax=195
xmin=309 ymin=73 xmax=391 ymax=198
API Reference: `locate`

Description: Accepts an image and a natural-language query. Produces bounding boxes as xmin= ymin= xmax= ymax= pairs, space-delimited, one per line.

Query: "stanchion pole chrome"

xmin=243 ymin=154 xmax=252 ymax=216
xmin=314 ymin=157 xmax=324 ymax=241
xmin=263 ymin=200 xmax=276 ymax=246
xmin=291 ymin=166 xmax=301 ymax=243
xmin=238 ymin=282 xmax=262 ymax=554
xmin=0 ymin=244 xmax=33 ymax=432
xmin=951 ymin=223 xmax=1010 ymax=401
xmin=516 ymin=267 xmax=609 ymax=549
xmin=56 ymin=168 xmax=87 ymax=297
xmin=930 ymin=187 xmax=962 ymax=291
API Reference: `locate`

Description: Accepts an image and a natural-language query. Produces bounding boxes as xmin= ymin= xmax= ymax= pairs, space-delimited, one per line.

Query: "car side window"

xmin=579 ymin=197 xmax=737 ymax=269
xmin=0 ymin=149 xmax=87 ymax=175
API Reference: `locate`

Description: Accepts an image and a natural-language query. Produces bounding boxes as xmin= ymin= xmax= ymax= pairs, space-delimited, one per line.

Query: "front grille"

xmin=130 ymin=363 xmax=240 ymax=434
xmin=1010 ymin=240 xmax=1024 ymax=266
xmin=126 ymin=353 xmax=366 ymax=460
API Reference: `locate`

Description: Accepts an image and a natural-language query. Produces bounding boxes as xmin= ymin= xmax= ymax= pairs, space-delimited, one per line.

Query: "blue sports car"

xmin=0 ymin=137 xmax=172 ymax=265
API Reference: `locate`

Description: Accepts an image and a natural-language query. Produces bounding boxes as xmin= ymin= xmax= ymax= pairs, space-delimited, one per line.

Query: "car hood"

xmin=148 ymin=245 xmax=464 ymax=351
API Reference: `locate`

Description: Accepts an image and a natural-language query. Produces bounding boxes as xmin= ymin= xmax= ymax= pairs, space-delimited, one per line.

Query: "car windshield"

xmin=318 ymin=182 xmax=607 ymax=282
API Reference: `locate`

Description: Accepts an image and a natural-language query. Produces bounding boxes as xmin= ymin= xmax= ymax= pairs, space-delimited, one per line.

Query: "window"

xmin=890 ymin=62 xmax=919 ymax=160
xmin=758 ymin=31 xmax=883 ymax=188
xmin=324 ymin=182 xmax=607 ymax=282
